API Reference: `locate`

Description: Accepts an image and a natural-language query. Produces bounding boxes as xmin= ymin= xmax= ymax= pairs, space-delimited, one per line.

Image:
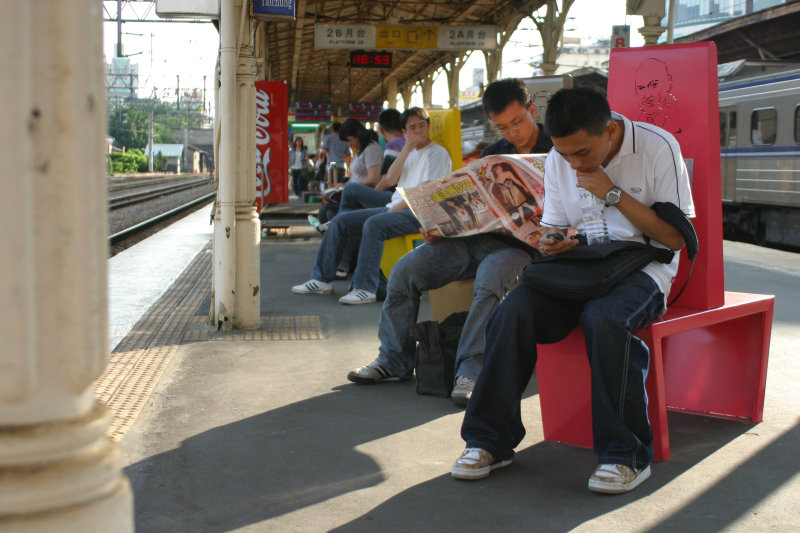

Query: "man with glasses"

xmin=346 ymin=79 xmax=552 ymax=406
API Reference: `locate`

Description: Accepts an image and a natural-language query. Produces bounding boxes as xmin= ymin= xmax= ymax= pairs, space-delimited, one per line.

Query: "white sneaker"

xmin=588 ymin=464 xmax=651 ymax=494
xmin=291 ymin=279 xmax=334 ymax=295
xmin=451 ymin=375 xmax=476 ymax=407
xmin=338 ymin=288 xmax=376 ymax=305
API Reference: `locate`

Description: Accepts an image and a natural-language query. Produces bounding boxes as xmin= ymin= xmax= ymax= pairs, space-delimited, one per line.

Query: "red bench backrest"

xmin=607 ymin=42 xmax=724 ymax=310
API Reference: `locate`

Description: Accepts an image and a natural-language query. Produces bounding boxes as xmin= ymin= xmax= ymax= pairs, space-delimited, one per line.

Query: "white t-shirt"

xmin=349 ymin=141 xmax=384 ymax=184
xmin=542 ymin=112 xmax=695 ymax=299
xmin=389 ymin=142 xmax=452 ymax=208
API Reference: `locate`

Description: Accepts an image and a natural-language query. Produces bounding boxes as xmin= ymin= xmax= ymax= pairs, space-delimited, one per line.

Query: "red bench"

xmin=535 ymin=43 xmax=775 ymax=461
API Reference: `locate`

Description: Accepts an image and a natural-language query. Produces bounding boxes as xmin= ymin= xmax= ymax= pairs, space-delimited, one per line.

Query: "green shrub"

xmin=108 ymin=150 xmax=147 ymax=174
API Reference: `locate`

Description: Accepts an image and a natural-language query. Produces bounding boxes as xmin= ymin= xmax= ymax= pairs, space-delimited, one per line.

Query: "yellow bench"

xmin=380 ymin=233 xmax=424 ymax=278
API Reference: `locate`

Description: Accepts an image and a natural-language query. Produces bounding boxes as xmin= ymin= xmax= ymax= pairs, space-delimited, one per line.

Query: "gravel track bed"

xmin=108 ymin=185 xmax=216 ymax=256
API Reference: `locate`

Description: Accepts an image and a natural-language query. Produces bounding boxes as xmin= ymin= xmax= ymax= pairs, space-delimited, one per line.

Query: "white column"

xmin=233 ymin=37 xmax=261 ymax=329
xmin=0 ymin=1 xmax=132 ymax=530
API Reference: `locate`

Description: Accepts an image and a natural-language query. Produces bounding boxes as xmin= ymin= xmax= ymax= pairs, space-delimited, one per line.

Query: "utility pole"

xmin=148 ymin=108 xmax=154 ymax=172
xmin=116 ymin=0 xmax=123 ymax=57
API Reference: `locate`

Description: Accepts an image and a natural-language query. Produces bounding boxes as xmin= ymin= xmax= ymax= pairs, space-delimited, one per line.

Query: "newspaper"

xmin=399 ymin=154 xmax=548 ymax=248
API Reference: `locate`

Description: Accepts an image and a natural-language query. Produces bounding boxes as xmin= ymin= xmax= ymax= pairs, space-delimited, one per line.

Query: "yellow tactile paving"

xmin=94 ymin=243 xmax=323 ymax=442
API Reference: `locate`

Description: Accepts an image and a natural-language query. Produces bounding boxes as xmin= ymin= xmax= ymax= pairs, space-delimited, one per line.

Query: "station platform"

xmin=105 ymin=198 xmax=800 ymax=532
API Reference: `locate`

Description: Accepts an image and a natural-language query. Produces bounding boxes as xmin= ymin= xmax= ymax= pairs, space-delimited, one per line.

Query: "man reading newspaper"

xmin=347 ymin=79 xmax=553 ymax=406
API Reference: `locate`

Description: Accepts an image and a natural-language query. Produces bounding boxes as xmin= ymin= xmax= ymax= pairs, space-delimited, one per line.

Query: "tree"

xmin=107 ymin=98 xmax=206 ymax=151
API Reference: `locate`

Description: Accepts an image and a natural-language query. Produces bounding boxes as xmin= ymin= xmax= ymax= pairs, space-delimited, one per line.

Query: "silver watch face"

xmin=606 ymin=187 xmax=622 ymax=206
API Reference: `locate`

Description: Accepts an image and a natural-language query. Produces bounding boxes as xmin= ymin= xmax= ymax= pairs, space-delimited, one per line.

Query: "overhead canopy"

xmin=262 ymin=0 xmax=548 ymax=111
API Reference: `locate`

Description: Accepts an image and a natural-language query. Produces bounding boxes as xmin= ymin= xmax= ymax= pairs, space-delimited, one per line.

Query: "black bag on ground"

xmin=412 ymin=311 xmax=469 ymax=398
xmin=521 ymin=239 xmax=674 ymax=301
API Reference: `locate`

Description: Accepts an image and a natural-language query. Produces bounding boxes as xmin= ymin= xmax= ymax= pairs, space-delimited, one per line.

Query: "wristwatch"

xmin=605 ymin=186 xmax=622 ymax=207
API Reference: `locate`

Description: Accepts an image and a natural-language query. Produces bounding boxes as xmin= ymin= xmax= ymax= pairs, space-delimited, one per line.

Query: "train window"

xmin=719 ymin=112 xmax=726 ymax=146
xmin=750 ymin=108 xmax=777 ymax=145
xmin=729 ymin=111 xmax=736 ymax=146
xmin=795 ymin=106 xmax=800 ymax=143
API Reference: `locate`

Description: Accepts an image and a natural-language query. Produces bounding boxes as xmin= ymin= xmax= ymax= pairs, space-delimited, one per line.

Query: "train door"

xmin=719 ymin=106 xmax=737 ymax=201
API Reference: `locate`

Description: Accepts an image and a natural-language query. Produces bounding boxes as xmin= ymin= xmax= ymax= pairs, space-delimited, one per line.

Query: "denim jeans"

xmin=291 ymin=168 xmax=305 ymax=197
xmin=310 ymin=208 xmax=420 ymax=294
xmin=340 ymin=183 xmax=393 ymax=213
xmin=461 ymin=271 xmax=664 ymax=469
xmin=376 ymin=235 xmax=531 ymax=381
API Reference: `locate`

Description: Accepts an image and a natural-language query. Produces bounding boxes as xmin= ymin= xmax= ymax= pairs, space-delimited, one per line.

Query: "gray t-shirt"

xmin=348 ymin=141 xmax=384 ymax=185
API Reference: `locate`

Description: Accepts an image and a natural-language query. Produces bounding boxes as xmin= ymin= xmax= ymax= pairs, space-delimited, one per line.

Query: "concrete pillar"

xmin=628 ymin=0 xmax=667 ymax=46
xmin=233 ymin=39 xmax=261 ymax=329
xmin=401 ymin=85 xmax=414 ymax=110
xmin=385 ymin=77 xmax=398 ymax=109
xmin=421 ymin=75 xmax=434 ymax=108
xmin=0 ymin=2 xmax=133 ymax=531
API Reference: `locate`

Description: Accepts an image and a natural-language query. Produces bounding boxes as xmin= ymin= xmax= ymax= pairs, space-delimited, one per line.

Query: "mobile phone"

xmin=545 ymin=231 xmax=565 ymax=242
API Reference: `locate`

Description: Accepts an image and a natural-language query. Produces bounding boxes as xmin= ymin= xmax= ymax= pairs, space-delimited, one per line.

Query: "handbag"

xmin=521 ymin=201 xmax=698 ymax=302
xmin=521 ymin=239 xmax=673 ymax=301
xmin=412 ymin=311 xmax=468 ymax=398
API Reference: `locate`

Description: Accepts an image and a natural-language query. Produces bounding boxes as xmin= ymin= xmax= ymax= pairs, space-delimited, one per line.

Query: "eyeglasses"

xmin=492 ymin=109 xmax=532 ymax=135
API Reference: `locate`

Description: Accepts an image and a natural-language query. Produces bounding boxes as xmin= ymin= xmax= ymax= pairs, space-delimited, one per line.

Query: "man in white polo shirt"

xmin=452 ymin=87 xmax=694 ymax=495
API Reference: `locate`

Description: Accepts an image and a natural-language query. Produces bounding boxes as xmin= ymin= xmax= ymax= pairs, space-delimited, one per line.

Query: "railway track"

xmin=109 ymin=177 xmax=213 ymax=210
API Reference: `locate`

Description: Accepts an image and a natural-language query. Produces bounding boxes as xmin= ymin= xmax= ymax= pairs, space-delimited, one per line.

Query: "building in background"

xmin=106 ymin=56 xmax=139 ymax=109
xmin=666 ymin=0 xmax=791 ymax=40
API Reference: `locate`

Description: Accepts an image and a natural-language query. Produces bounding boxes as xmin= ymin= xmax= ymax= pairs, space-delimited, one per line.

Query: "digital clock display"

xmin=350 ymin=51 xmax=392 ymax=68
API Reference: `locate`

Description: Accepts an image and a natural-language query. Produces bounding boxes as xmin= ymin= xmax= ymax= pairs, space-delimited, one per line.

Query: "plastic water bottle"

xmin=578 ymin=188 xmax=610 ymax=245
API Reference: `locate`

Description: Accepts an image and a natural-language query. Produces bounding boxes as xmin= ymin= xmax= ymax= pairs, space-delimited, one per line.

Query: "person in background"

xmin=346 ymin=78 xmax=552 ymax=404
xmin=338 ymin=109 xmax=406 ymax=213
xmin=339 ymin=118 xmax=383 ymax=188
xmin=321 ymin=122 xmax=350 ymax=186
xmin=289 ymin=137 xmax=308 ymax=197
xmin=451 ymin=87 xmax=694 ymax=495
xmin=291 ymin=107 xmax=451 ymax=305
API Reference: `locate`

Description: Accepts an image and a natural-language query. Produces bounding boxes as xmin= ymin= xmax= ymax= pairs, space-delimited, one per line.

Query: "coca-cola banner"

xmin=255 ymin=80 xmax=289 ymax=208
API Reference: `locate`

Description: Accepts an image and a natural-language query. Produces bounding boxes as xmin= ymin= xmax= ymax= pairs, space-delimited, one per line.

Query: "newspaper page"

xmin=399 ymin=154 xmax=548 ymax=248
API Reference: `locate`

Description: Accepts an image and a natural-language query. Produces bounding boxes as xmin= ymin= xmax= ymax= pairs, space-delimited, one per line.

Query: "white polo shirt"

xmin=388 ymin=141 xmax=451 ymax=208
xmin=542 ymin=112 xmax=695 ymax=298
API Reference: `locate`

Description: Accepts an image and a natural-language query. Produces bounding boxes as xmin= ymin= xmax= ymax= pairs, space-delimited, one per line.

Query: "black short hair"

xmin=400 ymin=107 xmax=430 ymax=129
xmin=378 ymin=109 xmax=402 ymax=133
xmin=544 ymin=87 xmax=611 ymax=138
xmin=331 ymin=122 xmax=341 ymax=132
xmin=482 ymin=78 xmax=531 ymax=116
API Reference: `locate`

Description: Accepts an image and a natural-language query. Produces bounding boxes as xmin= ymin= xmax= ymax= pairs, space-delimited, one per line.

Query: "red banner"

xmin=255 ymin=80 xmax=289 ymax=209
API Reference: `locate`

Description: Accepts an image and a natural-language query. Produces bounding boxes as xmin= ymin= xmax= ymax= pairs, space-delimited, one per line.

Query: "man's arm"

xmin=577 ymin=167 xmax=685 ymax=251
xmin=375 ymin=140 xmax=415 ymax=191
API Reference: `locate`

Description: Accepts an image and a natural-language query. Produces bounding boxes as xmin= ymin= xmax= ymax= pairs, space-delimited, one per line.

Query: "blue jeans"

xmin=461 ymin=271 xmax=664 ymax=469
xmin=310 ymin=208 xmax=421 ymax=294
xmin=291 ymin=168 xmax=305 ymax=197
xmin=376 ymin=235 xmax=531 ymax=381
xmin=340 ymin=183 xmax=393 ymax=213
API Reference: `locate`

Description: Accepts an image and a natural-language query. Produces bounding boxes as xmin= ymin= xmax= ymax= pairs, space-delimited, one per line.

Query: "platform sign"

xmin=255 ymin=81 xmax=289 ymax=207
xmin=294 ymin=101 xmax=331 ymax=122
xmin=611 ymin=25 xmax=630 ymax=48
xmin=315 ymin=24 xmax=497 ymax=50
xmin=348 ymin=102 xmax=383 ymax=122
xmin=376 ymin=26 xmax=438 ymax=49
xmin=251 ymin=0 xmax=295 ymax=20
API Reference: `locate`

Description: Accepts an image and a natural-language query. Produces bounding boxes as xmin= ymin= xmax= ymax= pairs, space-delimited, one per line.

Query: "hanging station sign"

xmin=251 ymin=0 xmax=295 ymax=21
xmin=315 ymin=24 xmax=497 ymax=50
